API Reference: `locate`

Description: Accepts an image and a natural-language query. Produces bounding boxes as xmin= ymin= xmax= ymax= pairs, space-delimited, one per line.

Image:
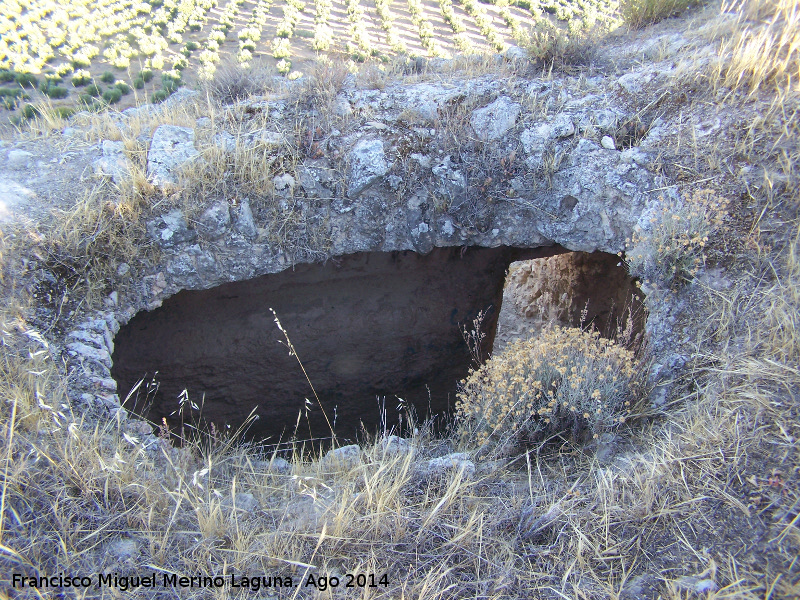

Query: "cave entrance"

xmin=112 ymin=246 xmax=556 ymax=443
xmin=111 ymin=247 xmax=644 ymax=444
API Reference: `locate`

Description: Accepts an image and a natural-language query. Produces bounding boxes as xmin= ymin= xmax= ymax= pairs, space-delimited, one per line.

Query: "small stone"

xmin=601 ymin=136 xmax=616 ymax=150
xmin=107 ymin=538 xmax=138 ymax=561
xmin=333 ymin=95 xmax=352 ymax=117
xmin=273 ymin=173 xmax=296 ymax=196
xmin=551 ymin=114 xmax=575 ymax=138
xmin=378 ymin=435 xmax=414 ymax=457
xmin=225 ymin=492 xmax=260 ymax=514
xmin=470 ymin=97 xmax=521 ymax=141
xmin=106 ymin=291 xmax=119 ymax=307
xmin=116 ymin=263 xmax=131 ymax=277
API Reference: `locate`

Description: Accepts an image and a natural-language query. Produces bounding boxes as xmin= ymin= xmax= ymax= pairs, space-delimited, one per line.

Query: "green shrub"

xmin=100 ymin=71 xmax=116 ymax=83
xmin=15 ymin=73 xmax=38 ymax=88
xmin=115 ymin=81 xmax=131 ymax=95
xmin=85 ymin=83 xmax=102 ymax=97
xmin=150 ymin=89 xmax=170 ymax=103
xmin=456 ymin=326 xmax=641 ymax=453
xmin=0 ymin=69 xmax=15 ymax=83
xmin=140 ymin=69 xmax=154 ymax=82
xmin=102 ymin=87 xmax=122 ymax=104
xmin=0 ymin=87 xmax=26 ymax=98
xmin=21 ymin=104 xmax=40 ymax=119
xmin=2 ymin=96 xmax=20 ymax=110
xmin=71 ymin=56 xmax=91 ymax=68
xmin=621 ymin=0 xmax=694 ymax=28
xmin=133 ymin=77 xmax=145 ymax=89
xmin=72 ymin=71 xmax=91 ymax=86
xmin=54 ymin=106 xmax=76 ymax=119
xmin=78 ymin=94 xmax=101 ymax=109
xmin=42 ymin=85 xmax=69 ymax=99
xmin=185 ymin=41 xmax=200 ymax=51
xmin=161 ymin=72 xmax=181 ymax=92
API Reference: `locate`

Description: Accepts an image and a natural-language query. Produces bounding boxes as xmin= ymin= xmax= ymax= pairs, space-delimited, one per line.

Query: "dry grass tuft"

xmin=709 ymin=0 xmax=800 ymax=95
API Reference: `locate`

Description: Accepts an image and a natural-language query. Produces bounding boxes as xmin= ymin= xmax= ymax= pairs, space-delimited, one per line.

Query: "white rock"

xmin=422 ymin=452 xmax=475 ymax=477
xmin=617 ymin=71 xmax=654 ymax=94
xmin=471 ymin=97 xmax=521 ymax=141
xmin=92 ymin=140 xmax=132 ymax=184
xmin=347 ymin=138 xmax=388 ymax=197
xmin=323 ymin=444 xmax=362 ymax=467
xmin=147 ymin=125 xmax=200 ymax=187
xmin=601 ymin=136 xmax=616 ymax=150
xmin=551 ymin=114 xmax=575 ymax=138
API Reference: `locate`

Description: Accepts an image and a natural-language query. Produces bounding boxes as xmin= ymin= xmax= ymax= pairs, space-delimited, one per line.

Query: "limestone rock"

xmin=421 ymin=452 xmax=475 ymax=477
xmin=378 ymin=435 xmax=414 ymax=457
xmin=233 ymin=198 xmax=257 ymax=239
xmin=471 ymin=96 xmax=521 ymax=141
xmin=273 ymin=173 xmax=296 ymax=197
xmin=504 ymin=45 xmax=529 ymax=62
xmin=92 ymin=140 xmax=131 ymax=184
xmin=347 ymin=138 xmax=388 ymax=198
xmin=551 ymin=114 xmax=575 ymax=139
xmin=146 ymin=209 xmax=197 ymax=249
xmin=601 ymin=135 xmax=616 ymax=150
xmin=147 ymin=125 xmax=200 ymax=187
xmin=213 ymin=131 xmax=237 ymax=153
xmin=333 ymin=95 xmax=352 ymax=117
xmin=199 ymin=201 xmax=231 ymax=239
xmin=618 ymin=71 xmax=654 ymax=94
xmin=322 ymin=444 xmax=362 ymax=468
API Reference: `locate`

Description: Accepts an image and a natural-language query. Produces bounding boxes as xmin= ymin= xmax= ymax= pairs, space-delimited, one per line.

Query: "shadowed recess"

xmin=112 ymin=246 xmax=563 ymax=442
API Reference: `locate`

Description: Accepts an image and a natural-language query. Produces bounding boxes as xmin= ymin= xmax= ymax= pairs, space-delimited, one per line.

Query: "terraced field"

xmin=0 ymin=0 xmax=618 ymax=117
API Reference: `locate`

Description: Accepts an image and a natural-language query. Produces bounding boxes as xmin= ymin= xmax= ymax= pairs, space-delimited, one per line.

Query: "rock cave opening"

xmin=111 ymin=247 xmax=644 ymax=444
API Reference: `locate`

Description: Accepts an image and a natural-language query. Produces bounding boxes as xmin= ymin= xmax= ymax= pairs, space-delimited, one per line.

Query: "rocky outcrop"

xmin=147 ymin=125 xmax=200 ymax=187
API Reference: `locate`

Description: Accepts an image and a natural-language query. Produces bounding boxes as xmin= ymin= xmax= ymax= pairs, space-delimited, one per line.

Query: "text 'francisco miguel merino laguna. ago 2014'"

xmin=12 ymin=572 xmax=391 ymax=592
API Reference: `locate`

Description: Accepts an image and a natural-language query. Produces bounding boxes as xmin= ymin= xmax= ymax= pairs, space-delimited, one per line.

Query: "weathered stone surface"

xmin=421 ymin=453 xmax=476 ymax=477
xmin=347 ymin=138 xmax=388 ymax=197
xmin=322 ymin=445 xmax=362 ymax=468
xmin=146 ymin=209 xmax=197 ymax=249
xmin=147 ymin=125 xmax=199 ymax=187
xmin=233 ymin=199 xmax=257 ymax=239
xmin=551 ymin=113 xmax=575 ymax=138
xmin=93 ymin=140 xmax=131 ymax=184
xmin=198 ymin=201 xmax=231 ymax=240
xmin=471 ymin=96 xmax=521 ymax=141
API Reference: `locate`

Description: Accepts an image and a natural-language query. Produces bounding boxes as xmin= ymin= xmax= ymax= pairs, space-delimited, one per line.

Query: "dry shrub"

xmin=204 ymin=60 xmax=272 ymax=104
xmin=518 ymin=21 xmax=598 ymax=69
xmin=626 ymin=188 xmax=730 ymax=288
xmin=456 ymin=326 xmax=642 ymax=454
